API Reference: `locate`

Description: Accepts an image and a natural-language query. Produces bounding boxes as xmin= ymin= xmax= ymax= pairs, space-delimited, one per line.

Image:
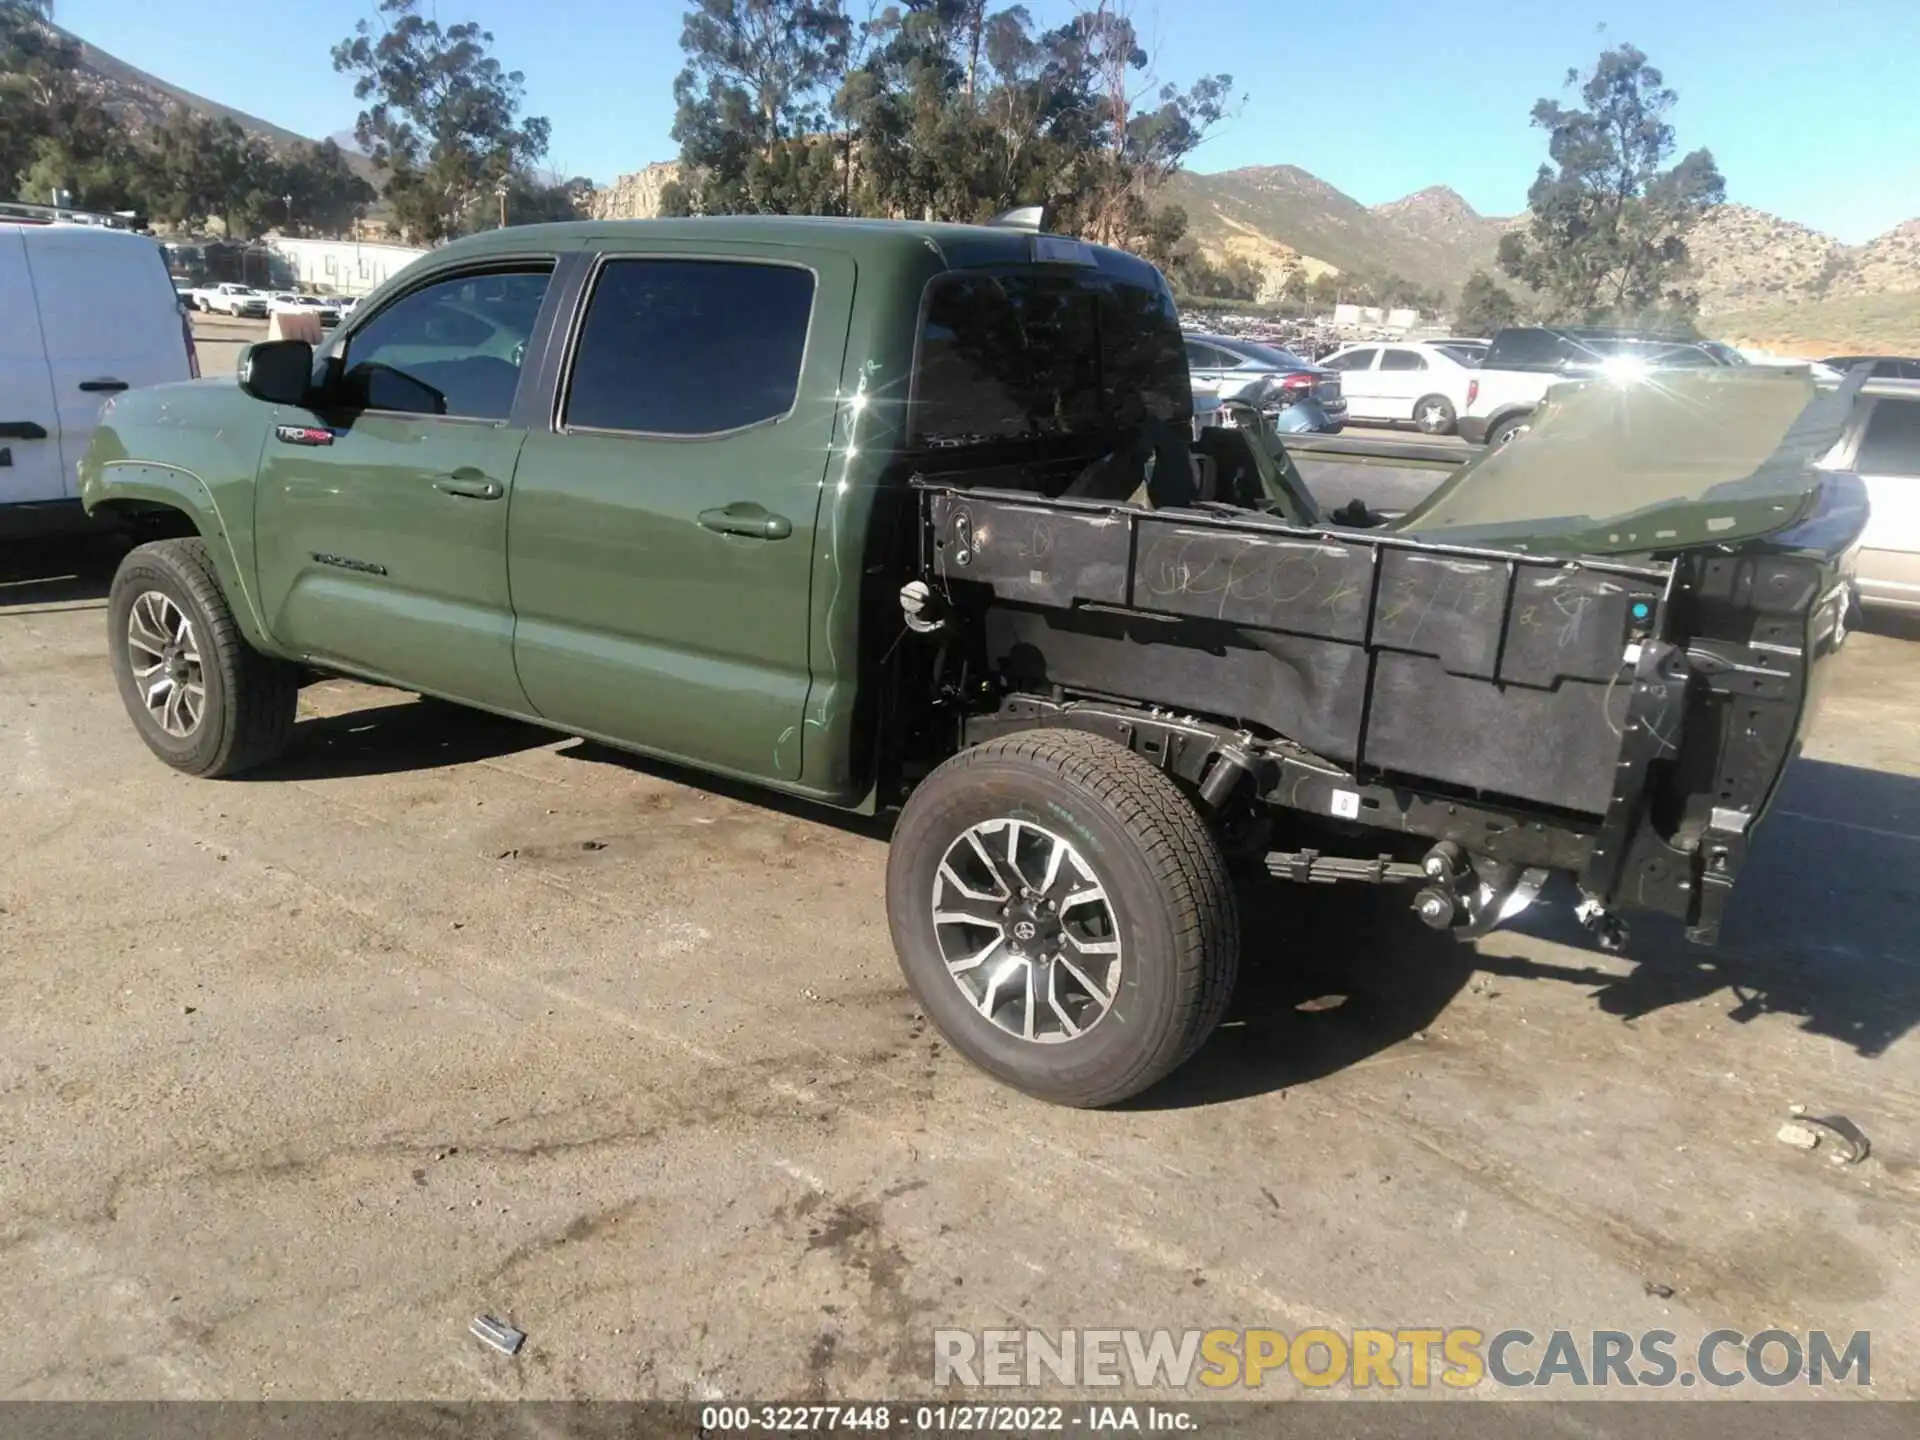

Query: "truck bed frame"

xmin=912 ymin=479 xmax=1856 ymax=945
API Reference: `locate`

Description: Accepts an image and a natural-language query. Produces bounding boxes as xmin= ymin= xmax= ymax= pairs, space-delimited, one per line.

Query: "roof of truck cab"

xmin=429 ymin=215 xmax=1161 ymax=278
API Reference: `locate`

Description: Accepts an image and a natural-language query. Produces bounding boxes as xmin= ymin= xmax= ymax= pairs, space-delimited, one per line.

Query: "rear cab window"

xmin=910 ymin=267 xmax=1189 ymax=449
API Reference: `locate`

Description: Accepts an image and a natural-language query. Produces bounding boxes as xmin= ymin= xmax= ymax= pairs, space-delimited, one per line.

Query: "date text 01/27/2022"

xmin=697 ymin=1403 xmax=1196 ymax=1432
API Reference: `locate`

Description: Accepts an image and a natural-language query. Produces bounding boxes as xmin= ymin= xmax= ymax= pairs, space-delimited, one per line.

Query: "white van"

xmin=1 ymin=223 xmax=197 ymax=530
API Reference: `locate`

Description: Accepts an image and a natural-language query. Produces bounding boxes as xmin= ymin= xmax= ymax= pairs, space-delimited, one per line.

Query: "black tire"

xmin=1486 ymin=412 xmax=1533 ymax=449
xmin=886 ymin=730 xmax=1239 ymax=1107
xmin=1413 ymin=393 xmax=1456 ymax=436
xmin=107 ymin=537 xmax=299 ymax=778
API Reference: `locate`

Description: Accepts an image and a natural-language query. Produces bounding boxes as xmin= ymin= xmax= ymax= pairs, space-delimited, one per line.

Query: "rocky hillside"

xmin=57 ymin=25 xmax=380 ymax=185
xmin=589 ymin=163 xmax=682 ymax=221
xmin=1161 ymin=167 xmax=1505 ymax=291
xmin=62 ymin=26 xmax=316 ymax=149
xmin=1685 ymin=204 xmax=1847 ymax=311
xmin=1833 ymin=219 xmax=1920 ymax=300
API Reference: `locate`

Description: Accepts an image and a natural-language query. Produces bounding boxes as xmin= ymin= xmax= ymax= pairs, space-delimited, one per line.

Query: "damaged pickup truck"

xmin=80 ymin=217 xmax=1867 ymax=1106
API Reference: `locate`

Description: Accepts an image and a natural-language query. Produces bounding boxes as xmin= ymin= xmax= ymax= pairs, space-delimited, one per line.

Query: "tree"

xmin=2 ymin=1 xmax=150 ymax=212
xmin=1456 ymin=270 xmax=1522 ymax=335
xmin=1 ymin=0 xmax=70 ymax=196
xmin=670 ymin=0 xmax=852 ymax=214
xmin=277 ymin=140 xmax=377 ymax=236
xmin=332 ymin=0 xmax=552 ymax=242
xmin=666 ymin=0 xmax=1233 ymax=260
xmin=1497 ymin=44 xmax=1724 ymax=325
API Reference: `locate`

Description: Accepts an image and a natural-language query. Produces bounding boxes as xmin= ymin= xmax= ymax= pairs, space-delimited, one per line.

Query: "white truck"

xmin=190 ymin=282 xmax=270 ymax=318
xmin=1457 ymin=326 xmax=1741 ymax=448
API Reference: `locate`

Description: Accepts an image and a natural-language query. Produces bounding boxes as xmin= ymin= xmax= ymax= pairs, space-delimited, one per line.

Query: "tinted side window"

xmin=1856 ymin=398 xmax=1920 ymax=477
xmin=344 ymin=267 xmax=551 ymax=420
xmin=1380 ymin=349 xmax=1426 ymax=371
xmin=1327 ymin=349 xmax=1377 ymax=371
xmin=1485 ymin=329 xmax=1562 ymax=369
xmin=564 ymin=259 xmax=814 ymax=435
xmin=1184 ymin=341 xmax=1225 ymax=369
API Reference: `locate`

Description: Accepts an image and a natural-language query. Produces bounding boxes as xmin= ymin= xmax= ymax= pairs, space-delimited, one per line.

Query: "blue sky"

xmin=56 ymin=0 xmax=1920 ymax=243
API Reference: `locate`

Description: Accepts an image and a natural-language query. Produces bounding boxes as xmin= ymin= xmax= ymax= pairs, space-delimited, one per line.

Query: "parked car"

xmin=79 ymin=217 xmax=1864 ymax=1107
xmin=1319 ymin=340 xmax=1478 ymax=435
xmin=268 ymin=292 xmax=341 ymax=328
xmin=1821 ymin=354 xmax=1920 ymax=381
xmin=1184 ymin=333 xmax=1346 ymax=427
xmin=195 ymin=283 xmax=269 ymax=318
xmin=1 ymin=222 xmax=197 ymax=534
xmin=1820 ymin=375 xmax=1920 ymax=613
xmin=1458 ymin=326 xmax=1742 ymax=447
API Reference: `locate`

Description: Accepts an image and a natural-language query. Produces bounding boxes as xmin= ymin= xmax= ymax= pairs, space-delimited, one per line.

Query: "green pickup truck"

xmin=81 ymin=217 xmax=1866 ymax=1107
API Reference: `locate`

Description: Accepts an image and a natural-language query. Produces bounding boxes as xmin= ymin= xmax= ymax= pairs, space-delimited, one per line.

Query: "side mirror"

xmin=238 ymin=339 xmax=314 ymax=406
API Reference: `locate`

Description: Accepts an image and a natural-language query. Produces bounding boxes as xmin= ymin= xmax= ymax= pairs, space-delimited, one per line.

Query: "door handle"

xmin=698 ymin=503 xmax=792 ymax=540
xmin=433 ymin=472 xmax=504 ymax=500
xmin=79 ymin=378 xmax=129 ymax=393
xmin=0 ymin=420 xmax=48 ymax=439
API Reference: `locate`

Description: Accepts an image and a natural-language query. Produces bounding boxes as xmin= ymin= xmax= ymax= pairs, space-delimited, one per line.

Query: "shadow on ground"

xmin=1541 ymin=756 xmax=1920 ymax=1060
xmin=0 ymin=533 xmax=128 ymax=611
xmin=1141 ymin=756 xmax=1920 ymax=1108
xmin=242 ymin=695 xmax=553 ymax=781
xmin=559 ymin=737 xmax=900 ymax=843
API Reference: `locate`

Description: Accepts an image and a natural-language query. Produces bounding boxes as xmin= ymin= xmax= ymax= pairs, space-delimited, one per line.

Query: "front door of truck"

xmin=508 ymin=248 xmax=853 ymax=785
xmin=254 ymin=262 xmax=557 ymax=712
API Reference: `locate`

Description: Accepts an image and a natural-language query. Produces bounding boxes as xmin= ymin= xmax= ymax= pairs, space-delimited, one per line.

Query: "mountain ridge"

xmin=1171 ymin=164 xmax=1920 ymax=321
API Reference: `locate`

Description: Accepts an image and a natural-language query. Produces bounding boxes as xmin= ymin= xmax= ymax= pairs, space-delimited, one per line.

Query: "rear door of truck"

xmin=507 ymin=243 xmax=855 ymax=786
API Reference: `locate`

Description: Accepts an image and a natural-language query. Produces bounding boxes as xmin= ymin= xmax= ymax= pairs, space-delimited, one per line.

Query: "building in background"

xmin=266 ymin=236 xmax=428 ymax=297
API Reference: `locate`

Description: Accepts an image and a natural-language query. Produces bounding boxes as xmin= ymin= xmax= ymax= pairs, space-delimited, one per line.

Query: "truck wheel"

xmin=887 ymin=730 xmax=1239 ymax=1107
xmin=108 ymin=538 xmax=299 ymax=778
xmin=1413 ymin=394 xmax=1456 ymax=435
xmin=1486 ymin=413 xmax=1532 ymax=449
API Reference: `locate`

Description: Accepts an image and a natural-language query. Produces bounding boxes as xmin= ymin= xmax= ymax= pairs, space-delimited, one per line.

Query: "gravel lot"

xmin=4 ymin=332 xmax=1917 ymax=1408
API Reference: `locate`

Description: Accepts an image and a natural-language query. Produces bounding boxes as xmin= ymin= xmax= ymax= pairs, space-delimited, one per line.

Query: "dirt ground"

xmin=4 ymin=522 xmax=1920 ymax=1407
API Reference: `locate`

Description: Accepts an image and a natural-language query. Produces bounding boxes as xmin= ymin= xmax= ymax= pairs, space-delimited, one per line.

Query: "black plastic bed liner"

xmin=921 ymin=488 xmax=1668 ymax=817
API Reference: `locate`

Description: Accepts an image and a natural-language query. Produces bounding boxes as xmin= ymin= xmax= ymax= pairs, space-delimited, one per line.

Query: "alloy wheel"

xmin=126 ymin=590 xmax=205 ymax=738
xmin=930 ymin=818 xmax=1123 ymax=1044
